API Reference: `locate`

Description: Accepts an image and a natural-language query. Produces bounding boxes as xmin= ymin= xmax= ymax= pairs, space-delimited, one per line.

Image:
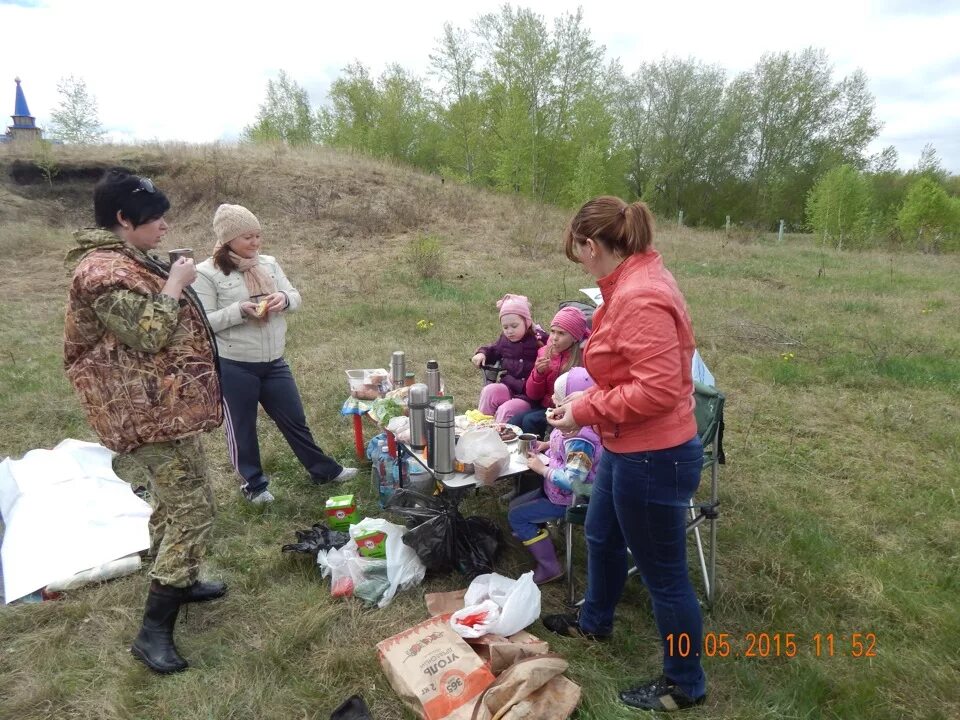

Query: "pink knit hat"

xmin=551 ymin=306 xmax=590 ymax=341
xmin=497 ymin=293 xmax=533 ymax=328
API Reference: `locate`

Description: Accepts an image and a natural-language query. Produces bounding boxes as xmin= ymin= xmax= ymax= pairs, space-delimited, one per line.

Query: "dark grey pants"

xmin=220 ymin=357 xmax=342 ymax=494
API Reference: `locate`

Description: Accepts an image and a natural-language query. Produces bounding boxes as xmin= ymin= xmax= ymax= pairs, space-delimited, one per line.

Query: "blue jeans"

xmin=507 ymin=488 xmax=567 ymax=541
xmin=579 ymin=436 xmax=706 ymax=699
xmin=508 ymin=406 xmax=548 ymax=438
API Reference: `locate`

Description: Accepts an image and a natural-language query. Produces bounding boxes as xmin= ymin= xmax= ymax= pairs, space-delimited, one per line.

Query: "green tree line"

xmin=807 ymin=145 xmax=960 ymax=252
xmin=242 ymin=4 xmax=959 ymax=243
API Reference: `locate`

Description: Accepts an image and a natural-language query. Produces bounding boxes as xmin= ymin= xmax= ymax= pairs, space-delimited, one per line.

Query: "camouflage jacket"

xmin=64 ymin=229 xmax=223 ymax=453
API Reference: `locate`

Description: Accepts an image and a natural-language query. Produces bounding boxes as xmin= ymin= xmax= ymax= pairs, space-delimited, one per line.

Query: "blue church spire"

xmin=3 ymin=77 xmax=42 ymax=143
xmin=13 ymin=77 xmax=33 ymax=119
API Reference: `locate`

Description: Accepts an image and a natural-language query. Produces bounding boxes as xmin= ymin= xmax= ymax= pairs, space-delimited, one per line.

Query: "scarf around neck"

xmin=228 ymin=249 xmax=276 ymax=299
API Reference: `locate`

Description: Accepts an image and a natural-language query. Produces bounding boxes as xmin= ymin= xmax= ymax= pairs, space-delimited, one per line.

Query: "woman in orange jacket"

xmin=541 ymin=197 xmax=706 ymax=712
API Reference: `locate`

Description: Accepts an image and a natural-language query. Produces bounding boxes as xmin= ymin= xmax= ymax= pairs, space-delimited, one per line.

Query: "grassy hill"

xmin=0 ymin=142 xmax=957 ymax=720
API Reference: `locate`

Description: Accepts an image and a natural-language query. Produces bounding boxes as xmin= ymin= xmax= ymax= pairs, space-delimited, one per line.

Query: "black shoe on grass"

xmin=541 ymin=612 xmax=610 ymax=641
xmin=619 ymin=675 xmax=705 ymax=711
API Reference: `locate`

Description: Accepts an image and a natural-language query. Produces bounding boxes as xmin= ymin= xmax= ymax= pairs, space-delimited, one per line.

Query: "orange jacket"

xmin=571 ymin=250 xmax=697 ymax=452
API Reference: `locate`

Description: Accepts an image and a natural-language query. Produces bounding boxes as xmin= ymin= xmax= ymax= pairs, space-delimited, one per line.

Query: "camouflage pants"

xmin=127 ymin=435 xmax=215 ymax=588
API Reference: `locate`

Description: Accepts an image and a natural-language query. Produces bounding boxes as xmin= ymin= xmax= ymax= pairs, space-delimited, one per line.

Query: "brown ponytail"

xmin=563 ymin=196 xmax=655 ymax=262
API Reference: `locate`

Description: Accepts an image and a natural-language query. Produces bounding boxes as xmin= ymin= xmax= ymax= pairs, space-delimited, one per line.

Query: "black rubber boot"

xmin=181 ymin=580 xmax=227 ymax=604
xmin=130 ymin=582 xmax=188 ymax=674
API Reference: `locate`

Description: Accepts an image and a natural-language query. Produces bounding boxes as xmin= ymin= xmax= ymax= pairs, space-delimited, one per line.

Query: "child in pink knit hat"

xmin=507 ymin=306 xmax=590 ymax=439
xmin=472 ymin=293 xmax=548 ymax=423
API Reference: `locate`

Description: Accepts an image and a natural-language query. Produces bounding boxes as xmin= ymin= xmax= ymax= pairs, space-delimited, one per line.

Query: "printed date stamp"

xmin=666 ymin=632 xmax=878 ymax=658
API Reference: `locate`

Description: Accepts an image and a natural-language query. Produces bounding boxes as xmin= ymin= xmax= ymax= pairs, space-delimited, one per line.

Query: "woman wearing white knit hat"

xmin=193 ymin=204 xmax=356 ymax=503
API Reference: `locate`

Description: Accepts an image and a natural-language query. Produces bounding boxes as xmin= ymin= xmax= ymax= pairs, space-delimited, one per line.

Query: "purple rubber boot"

xmin=526 ymin=533 xmax=564 ymax=585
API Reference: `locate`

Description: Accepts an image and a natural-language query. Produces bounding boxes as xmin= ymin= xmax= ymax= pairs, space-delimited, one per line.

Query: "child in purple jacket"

xmin=472 ymin=293 xmax=547 ymax=423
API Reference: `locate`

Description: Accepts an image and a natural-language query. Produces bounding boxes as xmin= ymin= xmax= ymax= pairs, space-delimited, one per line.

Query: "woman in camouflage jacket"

xmin=64 ymin=168 xmax=224 ymax=675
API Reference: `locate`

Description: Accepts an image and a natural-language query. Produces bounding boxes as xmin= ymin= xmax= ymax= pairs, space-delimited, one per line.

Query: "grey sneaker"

xmin=332 ymin=467 xmax=358 ymax=483
xmin=245 ymin=488 xmax=275 ymax=505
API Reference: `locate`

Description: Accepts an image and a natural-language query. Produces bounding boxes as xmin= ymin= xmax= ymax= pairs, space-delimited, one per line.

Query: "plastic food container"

xmin=346 ymin=368 xmax=391 ymax=399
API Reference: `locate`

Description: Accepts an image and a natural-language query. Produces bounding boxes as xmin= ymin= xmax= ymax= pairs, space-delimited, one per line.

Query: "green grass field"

xmin=0 ymin=144 xmax=957 ymax=719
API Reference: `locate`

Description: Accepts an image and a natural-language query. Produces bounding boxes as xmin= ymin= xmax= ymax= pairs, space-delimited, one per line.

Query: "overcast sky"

xmin=2 ymin=0 xmax=958 ymax=171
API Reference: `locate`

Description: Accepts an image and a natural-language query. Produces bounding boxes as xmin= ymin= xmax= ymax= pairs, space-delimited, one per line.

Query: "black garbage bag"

xmin=387 ymin=490 xmax=457 ymax=572
xmin=458 ymin=515 xmax=502 ymax=578
xmin=281 ymin=523 xmax=351 ymax=556
xmin=330 ymin=694 xmax=373 ymax=720
xmin=386 ymin=490 xmax=502 ymax=577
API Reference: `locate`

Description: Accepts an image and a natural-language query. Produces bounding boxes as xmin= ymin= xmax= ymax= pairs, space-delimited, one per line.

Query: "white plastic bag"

xmin=455 ymin=428 xmax=509 ymax=464
xmin=349 ymin=517 xmax=426 ymax=608
xmin=456 ymin=428 xmax=511 ymax=485
xmin=386 ymin=416 xmax=410 ymax=444
xmin=452 ymin=571 xmax=541 ymax=638
xmin=317 ymin=545 xmax=363 ymax=598
xmin=449 ymin=599 xmax=503 ymax=638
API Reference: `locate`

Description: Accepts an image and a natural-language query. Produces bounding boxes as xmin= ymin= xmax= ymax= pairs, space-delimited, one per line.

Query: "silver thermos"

xmin=433 ymin=400 xmax=456 ymax=481
xmin=390 ymin=351 xmax=406 ymax=388
xmin=408 ymin=383 xmax=429 ymax=451
xmin=425 ymin=360 xmax=441 ymax=398
xmin=425 ymin=404 xmax=436 ymax=467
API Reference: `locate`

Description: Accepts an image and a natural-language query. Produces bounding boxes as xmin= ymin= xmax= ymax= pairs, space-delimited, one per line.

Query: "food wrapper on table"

xmin=385 ymin=385 xmax=411 ymax=404
xmin=340 ymin=396 xmax=374 ymax=416
xmin=472 ymin=455 xmax=510 ymax=486
xmin=455 ymin=411 xmax=494 ymax=435
xmin=456 ymin=429 xmax=510 ymax=486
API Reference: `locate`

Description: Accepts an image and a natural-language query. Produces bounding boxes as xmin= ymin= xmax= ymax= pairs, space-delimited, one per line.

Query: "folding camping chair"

xmin=563 ymin=381 xmax=725 ymax=608
xmin=479 ymin=362 xmax=503 ymax=385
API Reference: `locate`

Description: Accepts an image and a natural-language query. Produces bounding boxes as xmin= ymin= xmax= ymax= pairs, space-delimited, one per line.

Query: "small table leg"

xmin=352 ymin=413 xmax=365 ymax=460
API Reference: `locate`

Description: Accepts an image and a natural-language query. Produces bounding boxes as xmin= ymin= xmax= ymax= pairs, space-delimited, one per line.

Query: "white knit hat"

xmin=212 ymin=203 xmax=261 ymax=250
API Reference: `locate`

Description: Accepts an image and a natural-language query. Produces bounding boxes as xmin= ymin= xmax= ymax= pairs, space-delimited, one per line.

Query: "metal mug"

xmin=168 ymin=248 xmax=194 ymax=264
xmin=517 ymin=433 xmax=538 ymax=458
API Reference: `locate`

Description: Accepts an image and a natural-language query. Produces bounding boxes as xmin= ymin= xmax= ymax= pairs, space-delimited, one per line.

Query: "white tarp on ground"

xmin=0 ymin=439 xmax=151 ymax=603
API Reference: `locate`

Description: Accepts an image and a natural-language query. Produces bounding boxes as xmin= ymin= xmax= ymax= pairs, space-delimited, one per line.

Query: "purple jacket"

xmin=544 ymin=424 xmax=602 ymax=506
xmin=476 ymin=328 xmax=546 ymax=397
